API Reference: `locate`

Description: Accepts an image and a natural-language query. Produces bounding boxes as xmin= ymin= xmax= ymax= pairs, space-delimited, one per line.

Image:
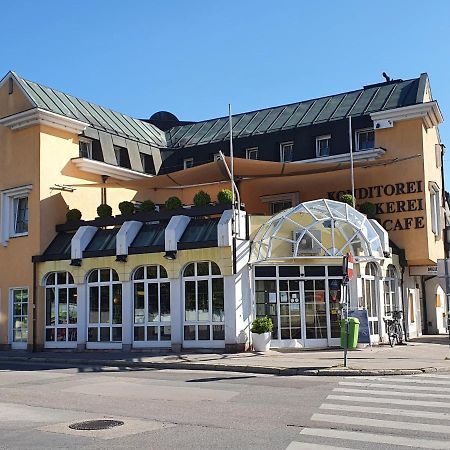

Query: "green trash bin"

xmin=340 ymin=317 xmax=360 ymax=349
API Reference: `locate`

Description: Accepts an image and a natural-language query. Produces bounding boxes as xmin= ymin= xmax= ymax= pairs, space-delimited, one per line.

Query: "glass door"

xmin=278 ymin=280 xmax=302 ymax=340
xmin=303 ymin=279 xmax=328 ymax=347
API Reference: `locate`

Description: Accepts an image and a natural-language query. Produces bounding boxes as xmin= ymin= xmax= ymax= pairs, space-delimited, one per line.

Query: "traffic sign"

xmin=343 ymin=253 xmax=354 ymax=280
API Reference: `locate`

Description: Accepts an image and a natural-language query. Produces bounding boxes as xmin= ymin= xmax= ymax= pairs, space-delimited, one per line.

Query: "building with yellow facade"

xmin=0 ymin=71 xmax=446 ymax=351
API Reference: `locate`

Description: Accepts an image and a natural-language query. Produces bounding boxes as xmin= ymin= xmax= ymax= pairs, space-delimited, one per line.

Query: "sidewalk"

xmin=1 ymin=335 xmax=450 ymax=376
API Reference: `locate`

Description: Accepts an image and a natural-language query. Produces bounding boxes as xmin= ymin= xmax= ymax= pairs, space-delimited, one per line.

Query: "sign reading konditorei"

xmin=328 ymin=180 xmax=424 ymax=231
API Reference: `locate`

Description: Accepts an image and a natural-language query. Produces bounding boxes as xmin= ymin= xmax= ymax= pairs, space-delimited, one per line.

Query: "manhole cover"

xmin=69 ymin=419 xmax=124 ymax=431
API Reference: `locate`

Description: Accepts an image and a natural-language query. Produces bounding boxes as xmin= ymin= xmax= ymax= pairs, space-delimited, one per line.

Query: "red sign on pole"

xmin=343 ymin=253 xmax=354 ymax=281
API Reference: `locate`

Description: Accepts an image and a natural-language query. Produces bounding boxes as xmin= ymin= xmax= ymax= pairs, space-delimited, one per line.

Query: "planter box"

xmin=252 ymin=332 xmax=271 ymax=352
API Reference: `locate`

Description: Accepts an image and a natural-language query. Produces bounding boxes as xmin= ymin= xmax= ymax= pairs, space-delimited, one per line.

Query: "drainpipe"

xmin=400 ymin=266 xmax=408 ymax=341
xmin=32 ymin=260 xmax=37 ymax=352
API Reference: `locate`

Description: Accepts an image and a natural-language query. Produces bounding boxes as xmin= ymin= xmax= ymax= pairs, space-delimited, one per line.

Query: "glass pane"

xmin=212 ymin=278 xmax=224 ymax=322
xmin=147 ymin=326 xmax=158 ymax=341
xmin=45 ymin=328 xmax=55 ymax=342
xmin=58 ymin=288 xmax=67 ymax=324
xmin=197 ymin=262 xmax=209 ymax=276
xmin=68 ymin=328 xmax=77 ymax=341
xmin=159 ymin=266 xmax=168 ymax=279
xmin=147 ymin=266 xmax=158 ymax=279
xmin=184 ymin=325 xmax=195 ymax=340
xmin=184 ymin=281 xmax=196 ymax=321
xmin=112 ymin=327 xmax=122 ymax=342
xmin=100 ymin=269 xmax=110 ymax=282
xmin=197 ymin=280 xmax=209 ymax=321
xmin=329 ymin=279 xmax=342 ymax=338
xmin=46 ymin=273 xmax=55 ymax=286
xmin=67 ymin=273 xmax=74 ymax=284
xmin=112 ymin=284 xmax=122 ymax=324
xmin=88 ymin=327 xmax=98 ymax=342
xmin=213 ymin=325 xmax=225 ymax=340
xmin=160 ymin=283 xmax=171 ymax=322
xmin=198 ymin=325 xmax=210 ymax=340
xmin=100 ymin=327 xmax=110 ymax=341
xmin=134 ymin=283 xmax=145 ymax=324
xmin=184 ymin=263 xmax=194 ymax=277
xmin=46 ymin=288 xmax=55 ymax=326
xmin=100 ymin=286 xmax=110 ymax=323
xmin=89 ymin=287 xmax=99 ymax=324
xmin=211 ymin=262 xmax=221 ymax=275
xmin=160 ymin=326 xmax=171 ymax=341
xmin=88 ymin=270 xmax=98 ymax=283
xmin=134 ymin=267 xmax=145 ymax=280
xmin=57 ymin=272 xmax=66 ymax=285
xmin=56 ymin=328 xmax=66 ymax=342
xmin=148 ymin=283 xmax=159 ymax=322
xmin=134 ymin=326 xmax=145 ymax=341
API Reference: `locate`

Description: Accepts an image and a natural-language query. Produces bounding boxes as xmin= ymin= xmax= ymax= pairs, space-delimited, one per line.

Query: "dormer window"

xmin=246 ymin=147 xmax=258 ymax=160
xmin=79 ymin=138 xmax=92 ymax=159
xmin=114 ymin=146 xmax=131 ymax=169
xmin=184 ymin=158 xmax=194 ymax=169
xmin=356 ymin=129 xmax=375 ymax=151
xmin=280 ymin=142 xmax=294 ymax=162
xmin=316 ymin=135 xmax=331 ymax=158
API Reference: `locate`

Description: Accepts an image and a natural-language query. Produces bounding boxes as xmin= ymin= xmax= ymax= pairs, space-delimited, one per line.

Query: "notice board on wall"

xmin=348 ymin=309 xmax=370 ymax=344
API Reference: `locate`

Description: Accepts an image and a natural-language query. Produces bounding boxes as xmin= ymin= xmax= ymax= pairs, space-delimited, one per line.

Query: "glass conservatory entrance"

xmin=254 ymin=265 xmax=342 ymax=348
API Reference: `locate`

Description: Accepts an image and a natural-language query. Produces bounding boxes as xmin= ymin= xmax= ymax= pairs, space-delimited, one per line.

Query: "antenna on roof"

xmin=382 ymin=72 xmax=391 ymax=82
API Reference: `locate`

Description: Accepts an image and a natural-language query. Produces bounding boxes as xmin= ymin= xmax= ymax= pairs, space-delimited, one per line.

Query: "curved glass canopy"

xmin=250 ymin=199 xmax=384 ymax=263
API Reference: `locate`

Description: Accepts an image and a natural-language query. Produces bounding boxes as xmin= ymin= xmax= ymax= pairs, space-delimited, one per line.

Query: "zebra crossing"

xmin=287 ymin=373 xmax=450 ymax=449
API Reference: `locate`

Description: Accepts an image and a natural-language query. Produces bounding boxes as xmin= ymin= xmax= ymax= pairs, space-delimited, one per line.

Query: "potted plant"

xmin=97 ymin=203 xmax=113 ymax=218
xmin=165 ymin=196 xmax=182 ymax=210
xmin=251 ymin=316 xmax=273 ymax=352
xmin=359 ymin=201 xmax=376 ymax=218
xmin=193 ymin=190 xmax=211 ymax=207
xmin=66 ymin=208 xmax=82 ymax=223
xmin=217 ymin=188 xmax=233 ymax=205
xmin=339 ymin=193 xmax=355 ymax=207
xmin=119 ymin=200 xmax=135 ymax=216
xmin=139 ymin=200 xmax=156 ymax=212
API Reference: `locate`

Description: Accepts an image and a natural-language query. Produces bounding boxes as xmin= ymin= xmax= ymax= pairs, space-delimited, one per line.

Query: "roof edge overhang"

xmin=71 ymin=157 xmax=154 ymax=181
xmin=370 ymin=101 xmax=443 ymax=129
xmin=294 ymin=148 xmax=385 ymax=165
xmin=0 ymin=107 xmax=89 ymax=133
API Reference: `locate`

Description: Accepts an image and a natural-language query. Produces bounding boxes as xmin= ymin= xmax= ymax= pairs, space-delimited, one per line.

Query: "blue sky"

xmin=2 ymin=0 xmax=450 ymax=180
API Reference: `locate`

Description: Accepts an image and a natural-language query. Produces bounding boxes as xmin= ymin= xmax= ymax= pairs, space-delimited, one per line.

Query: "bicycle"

xmin=384 ymin=310 xmax=404 ymax=347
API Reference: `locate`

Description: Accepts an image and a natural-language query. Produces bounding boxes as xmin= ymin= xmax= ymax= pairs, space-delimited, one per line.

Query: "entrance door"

xmin=303 ymin=279 xmax=328 ymax=347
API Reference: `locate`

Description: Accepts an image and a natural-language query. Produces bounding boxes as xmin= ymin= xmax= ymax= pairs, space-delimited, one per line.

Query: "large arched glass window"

xmin=45 ymin=272 xmax=77 ymax=343
xmin=133 ymin=265 xmax=171 ymax=343
xmin=361 ymin=263 xmax=379 ymax=335
xmin=183 ymin=261 xmax=224 ymax=342
xmin=384 ymin=265 xmax=398 ymax=316
xmin=87 ymin=268 xmax=122 ymax=343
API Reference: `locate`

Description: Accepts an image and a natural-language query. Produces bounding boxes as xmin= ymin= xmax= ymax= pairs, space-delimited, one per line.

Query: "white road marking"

xmin=334 ymin=386 xmax=450 ymax=399
xmin=320 ymin=402 xmax=450 ymax=420
xmin=346 ymin=376 xmax=450 ymax=385
xmin=300 ymin=427 xmax=450 ymax=449
xmin=328 ymin=394 xmax=450 ymax=408
xmin=287 ymin=442 xmax=353 ymax=449
xmin=339 ymin=380 xmax=450 ymax=392
xmin=312 ymin=412 xmax=450 ymax=434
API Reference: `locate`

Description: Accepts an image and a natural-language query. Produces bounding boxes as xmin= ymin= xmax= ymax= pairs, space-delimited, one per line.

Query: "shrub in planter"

xmin=217 ymin=188 xmax=233 ymax=205
xmin=165 ymin=196 xmax=182 ymax=210
xmin=251 ymin=316 xmax=273 ymax=352
xmin=119 ymin=200 xmax=135 ymax=216
xmin=359 ymin=201 xmax=376 ymax=218
xmin=339 ymin=193 xmax=355 ymax=207
xmin=97 ymin=203 xmax=113 ymax=218
xmin=139 ymin=200 xmax=156 ymax=213
xmin=193 ymin=190 xmax=211 ymax=207
xmin=66 ymin=208 xmax=82 ymax=223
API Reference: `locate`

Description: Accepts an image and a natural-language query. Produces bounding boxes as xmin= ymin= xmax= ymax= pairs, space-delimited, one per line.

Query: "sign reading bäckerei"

xmin=328 ymin=180 xmax=424 ymax=231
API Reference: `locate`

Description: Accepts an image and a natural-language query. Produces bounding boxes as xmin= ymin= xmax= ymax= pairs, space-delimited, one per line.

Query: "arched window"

xmin=45 ymin=272 xmax=77 ymax=344
xmin=132 ymin=265 xmax=170 ymax=343
xmin=361 ymin=262 xmax=379 ymax=336
xmin=183 ymin=261 xmax=224 ymax=343
xmin=384 ymin=265 xmax=398 ymax=316
xmin=87 ymin=269 xmax=122 ymax=343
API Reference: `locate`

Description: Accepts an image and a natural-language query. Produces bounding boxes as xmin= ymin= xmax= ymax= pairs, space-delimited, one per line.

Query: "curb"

xmin=0 ymin=356 xmax=448 ymax=376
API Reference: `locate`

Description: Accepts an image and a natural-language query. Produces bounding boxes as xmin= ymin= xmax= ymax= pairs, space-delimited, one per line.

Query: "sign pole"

xmin=342 ymin=253 xmax=353 ymax=368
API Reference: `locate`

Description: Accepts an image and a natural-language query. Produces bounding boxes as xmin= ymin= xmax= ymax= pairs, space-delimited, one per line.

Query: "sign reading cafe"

xmin=328 ymin=180 xmax=424 ymax=231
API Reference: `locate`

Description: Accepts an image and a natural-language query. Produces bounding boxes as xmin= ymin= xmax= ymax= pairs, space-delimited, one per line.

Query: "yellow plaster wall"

xmin=0 ymin=77 xmax=33 ymax=119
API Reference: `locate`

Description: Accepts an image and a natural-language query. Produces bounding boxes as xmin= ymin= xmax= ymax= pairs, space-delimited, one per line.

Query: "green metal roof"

xmin=10 ymin=72 xmax=165 ymax=147
xmin=166 ymin=74 xmax=428 ymax=148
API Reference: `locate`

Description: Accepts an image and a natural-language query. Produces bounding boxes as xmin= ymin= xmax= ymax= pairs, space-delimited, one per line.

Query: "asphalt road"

xmin=1 ymin=360 xmax=450 ymax=449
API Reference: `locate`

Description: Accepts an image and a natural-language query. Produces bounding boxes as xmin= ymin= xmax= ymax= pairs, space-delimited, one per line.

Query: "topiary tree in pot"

xmin=66 ymin=209 xmax=82 ymax=223
xmin=165 ymin=196 xmax=182 ymax=210
xmin=359 ymin=201 xmax=376 ymax=218
xmin=250 ymin=316 xmax=273 ymax=352
xmin=193 ymin=190 xmax=211 ymax=207
xmin=139 ymin=200 xmax=156 ymax=213
xmin=118 ymin=200 xmax=135 ymax=216
xmin=97 ymin=203 xmax=113 ymax=218
xmin=217 ymin=188 xmax=233 ymax=205
xmin=339 ymin=193 xmax=355 ymax=207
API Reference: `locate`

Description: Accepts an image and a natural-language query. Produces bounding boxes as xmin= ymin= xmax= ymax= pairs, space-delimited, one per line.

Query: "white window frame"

xmin=246 ymin=147 xmax=258 ymax=160
xmin=213 ymin=153 xmax=221 ymax=162
xmin=9 ymin=287 xmax=29 ymax=349
xmin=280 ymin=142 xmax=294 ymax=162
xmin=355 ymin=128 xmax=375 ymax=152
xmin=79 ymin=137 xmax=92 ymax=159
xmin=430 ymin=182 xmax=441 ymax=237
xmin=316 ymin=135 xmax=331 ymax=158
xmin=1 ymin=185 xmax=32 ymax=246
xmin=184 ymin=158 xmax=194 ymax=169
xmin=261 ymin=192 xmax=300 ymax=215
